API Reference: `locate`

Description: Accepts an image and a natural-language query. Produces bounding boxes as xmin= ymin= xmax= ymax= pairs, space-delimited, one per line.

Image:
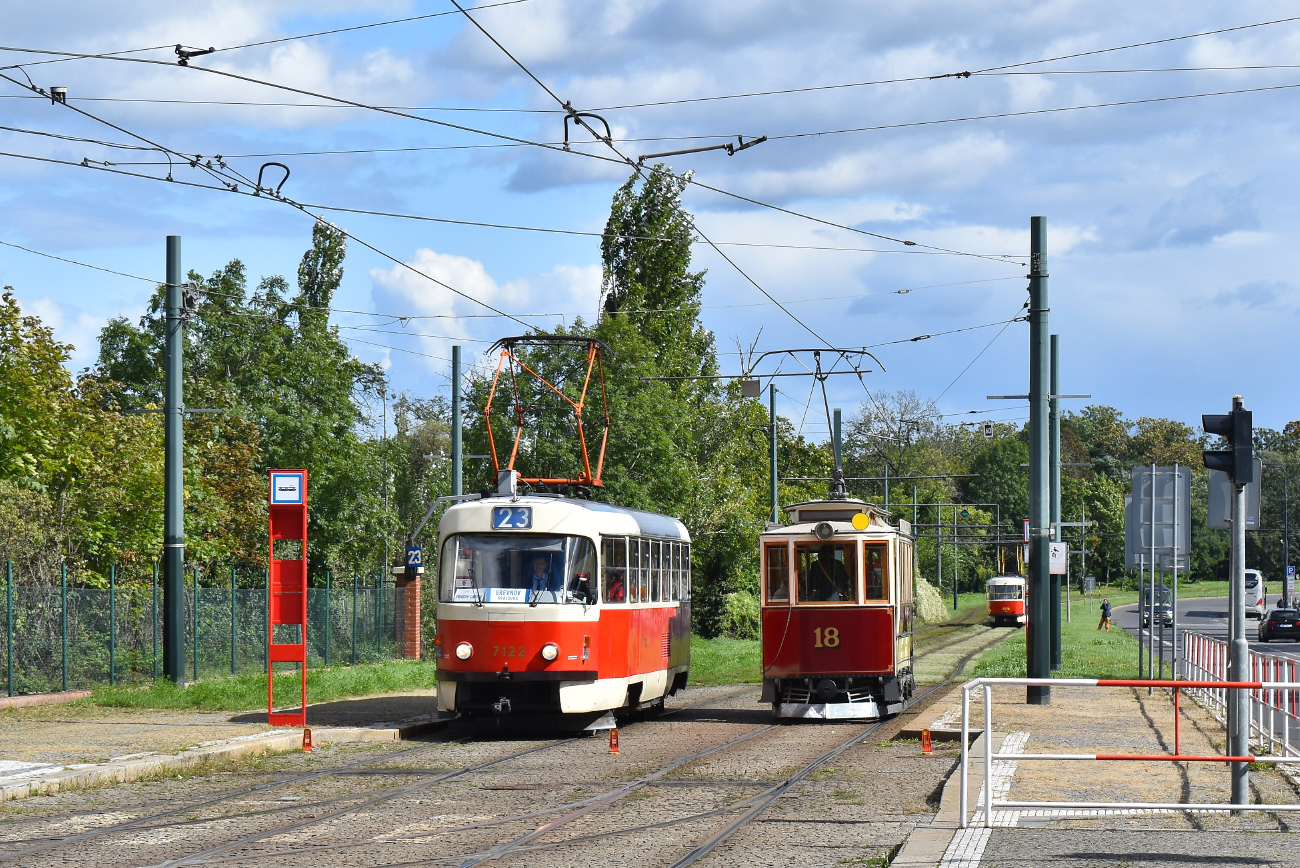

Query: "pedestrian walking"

xmin=1098 ymin=598 xmax=1112 ymax=631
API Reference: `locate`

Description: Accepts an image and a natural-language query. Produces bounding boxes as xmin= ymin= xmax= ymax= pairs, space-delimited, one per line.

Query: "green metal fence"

xmin=2 ymin=563 xmax=406 ymax=696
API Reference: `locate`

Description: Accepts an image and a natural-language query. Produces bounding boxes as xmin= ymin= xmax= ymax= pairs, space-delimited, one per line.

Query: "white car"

xmin=1246 ymin=569 xmax=1266 ymax=619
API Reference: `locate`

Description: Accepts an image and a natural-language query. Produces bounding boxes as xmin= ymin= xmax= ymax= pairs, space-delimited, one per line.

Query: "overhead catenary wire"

xmin=0 ymin=44 xmax=1019 ymax=266
xmin=446 ymin=0 xmax=840 ymax=347
xmin=0 ymin=238 xmax=157 ymax=282
xmin=933 ymin=300 xmax=1028 ymax=402
xmin=0 ymin=75 xmax=538 ymax=330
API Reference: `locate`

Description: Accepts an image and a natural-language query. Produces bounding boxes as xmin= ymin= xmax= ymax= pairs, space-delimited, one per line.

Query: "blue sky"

xmin=2 ymin=0 xmax=1298 ymax=439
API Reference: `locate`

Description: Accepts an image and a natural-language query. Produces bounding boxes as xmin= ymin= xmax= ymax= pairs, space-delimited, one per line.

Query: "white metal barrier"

xmin=1182 ymin=631 xmax=1300 ymax=758
xmin=959 ymin=677 xmax=1300 ymax=828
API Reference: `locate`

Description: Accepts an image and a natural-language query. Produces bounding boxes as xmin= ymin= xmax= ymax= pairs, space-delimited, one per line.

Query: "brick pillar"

xmin=396 ymin=576 xmax=421 ymax=659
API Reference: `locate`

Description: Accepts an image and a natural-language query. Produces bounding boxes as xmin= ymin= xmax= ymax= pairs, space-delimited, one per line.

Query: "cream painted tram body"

xmin=759 ymin=499 xmax=916 ymax=720
xmin=433 ymin=492 xmax=691 ymax=724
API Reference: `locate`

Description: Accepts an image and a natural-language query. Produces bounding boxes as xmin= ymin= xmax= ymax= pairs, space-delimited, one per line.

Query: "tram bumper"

xmin=778 ymin=699 xmax=902 ymax=719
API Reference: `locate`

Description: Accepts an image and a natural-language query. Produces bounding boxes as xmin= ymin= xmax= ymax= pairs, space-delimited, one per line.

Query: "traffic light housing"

xmin=1202 ymin=396 xmax=1253 ymax=484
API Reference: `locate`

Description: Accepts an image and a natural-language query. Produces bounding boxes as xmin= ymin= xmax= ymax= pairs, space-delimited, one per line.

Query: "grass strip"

xmin=970 ymin=612 xmax=1143 ymax=680
xmin=89 ymin=660 xmax=439 ymax=711
xmin=689 ymin=636 xmax=761 ymax=686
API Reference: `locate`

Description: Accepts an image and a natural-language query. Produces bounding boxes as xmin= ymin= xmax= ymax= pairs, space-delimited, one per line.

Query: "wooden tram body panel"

xmin=434 ymin=495 xmax=691 ymax=720
xmin=987 ymin=575 xmax=1027 ymax=626
xmin=759 ymin=499 xmax=915 ymax=720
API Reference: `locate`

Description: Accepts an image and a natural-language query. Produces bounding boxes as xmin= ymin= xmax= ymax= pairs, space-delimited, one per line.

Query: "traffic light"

xmin=1203 ymin=395 xmax=1253 ymax=484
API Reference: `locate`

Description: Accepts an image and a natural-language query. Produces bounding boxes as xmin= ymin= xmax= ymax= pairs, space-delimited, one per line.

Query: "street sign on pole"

xmin=1049 ymin=542 xmax=1068 ymax=575
xmin=1124 ymin=467 xmax=1191 ymax=569
xmin=1208 ymin=459 xmax=1263 ymax=529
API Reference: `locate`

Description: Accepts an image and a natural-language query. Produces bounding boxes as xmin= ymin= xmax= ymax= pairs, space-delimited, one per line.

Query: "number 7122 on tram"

xmin=759 ymin=498 xmax=916 ymax=720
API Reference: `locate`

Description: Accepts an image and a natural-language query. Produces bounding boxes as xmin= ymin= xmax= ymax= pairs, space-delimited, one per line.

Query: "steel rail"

xmin=105 ymin=687 xmax=754 ymax=868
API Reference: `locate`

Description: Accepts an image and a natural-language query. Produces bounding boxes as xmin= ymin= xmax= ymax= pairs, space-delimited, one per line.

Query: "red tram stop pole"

xmin=268 ymin=470 xmax=309 ymax=728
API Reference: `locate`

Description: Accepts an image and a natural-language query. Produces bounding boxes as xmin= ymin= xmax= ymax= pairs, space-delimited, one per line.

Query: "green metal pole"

xmin=1049 ymin=334 xmax=1062 ymax=671
xmin=352 ymin=574 xmax=358 ymax=665
xmin=452 ymin=345 xmax=463 ymax=497
xmin=6 ymin=561 xmax=12 ymax=697
xmin=192 ymin=568 xmax=199 ymax=682
xmin=61 ymin=563 xmax=67 ymax=692
xmin=769 ymin=384 xmax=778 ymax=522
xmin=152 ymin=562 xmax=158 ymax=680
xmin=230 ymin=568 xmax=237 ymax=675
xmin=163 ymin=235 xmax=186 ymax=684
xmin=109 ymin=564 xmax=116 ymax=686
xmin=376 ymin=573 xmax=382 ymax=659
xmin=325 ymin=570 xmax=331 ymax=666
xmin=1027 ymin=215 xmax=1052 ymax=706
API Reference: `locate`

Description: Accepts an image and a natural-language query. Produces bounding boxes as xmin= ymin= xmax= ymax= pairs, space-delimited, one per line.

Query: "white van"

xmin=1246 ymin=569 xmax=1266 ymax=619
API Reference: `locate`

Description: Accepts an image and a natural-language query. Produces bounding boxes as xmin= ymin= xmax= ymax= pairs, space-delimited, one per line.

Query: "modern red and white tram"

xmin=986 ymin=575 xmax=1026 ymax=626
xmin=759 ymin=498 xmax=915 ymax=720
xmin=433 ymin=474 xmax=691 ymax=724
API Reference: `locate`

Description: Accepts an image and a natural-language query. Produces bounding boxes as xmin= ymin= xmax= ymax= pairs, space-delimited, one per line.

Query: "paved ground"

xmin=1113 ymin=594 xmax=1300 ymax=669
xmin=936 ymin=679 xmax=1300 ymax=867
xmin=0 ymin=684 xmax=968 ymax=868
xmin=0 ymin=689 xmax=438 ymax=771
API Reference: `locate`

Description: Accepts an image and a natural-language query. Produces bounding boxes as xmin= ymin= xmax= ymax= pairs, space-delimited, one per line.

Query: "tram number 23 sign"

xmin=492 ymin=506 xmax=532 ymax=529
xmin=812 ymin=627 xmax=841 ymax=648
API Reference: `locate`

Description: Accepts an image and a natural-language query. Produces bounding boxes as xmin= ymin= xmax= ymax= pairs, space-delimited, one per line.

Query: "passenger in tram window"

xmin=864 ymin=545 xmax=887 ymax=600
xmin=605 ymin=569 xmax=626 ymax=603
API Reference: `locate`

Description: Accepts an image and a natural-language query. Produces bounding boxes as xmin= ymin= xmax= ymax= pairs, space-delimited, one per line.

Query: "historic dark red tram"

xmin=759 ymin=498 xmax=915 ymax=720
xmin=431 ymin=337 xmax=691 ymax=727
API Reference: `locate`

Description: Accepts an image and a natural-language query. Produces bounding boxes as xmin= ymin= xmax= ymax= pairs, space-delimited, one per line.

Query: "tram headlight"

xmin=455 ymin=642 xmax=473 ymax=660
xmin=541 ymin=643 xmax=559 ymax=662
xmin=814 ymin=521 xmax=835 ymax=541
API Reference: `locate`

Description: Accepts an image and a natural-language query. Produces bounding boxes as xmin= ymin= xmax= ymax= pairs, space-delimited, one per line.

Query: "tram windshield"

xmin=439 ymin=534 xmax=598 ymax=604
xmin=796 ymin=542 xmax=858 ymax=603
xmin=988 ymin=583 xmax=1023 ymax=601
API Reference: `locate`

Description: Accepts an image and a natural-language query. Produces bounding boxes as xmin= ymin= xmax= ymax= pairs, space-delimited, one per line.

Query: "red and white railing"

xmin=1182 ymin=632 xmax=1300 ymax=757
xmin=959 ymin=677 xmax=1300 ymax=828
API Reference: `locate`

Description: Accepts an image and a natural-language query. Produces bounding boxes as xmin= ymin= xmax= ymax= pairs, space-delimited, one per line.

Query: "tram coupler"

xmin=492 ymin=697 xmax=513 ymax=715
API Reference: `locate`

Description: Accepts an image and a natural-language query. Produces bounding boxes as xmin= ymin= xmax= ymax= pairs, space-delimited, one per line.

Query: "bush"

xmin=915 ymin=575 xmax=948 ymax=623
xmin=721 ymin=589 xmax=760 ymax=639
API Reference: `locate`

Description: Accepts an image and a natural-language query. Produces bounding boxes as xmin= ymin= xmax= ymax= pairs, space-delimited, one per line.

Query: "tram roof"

xmin=440 ymin=493 xmax=689 ymax=541
xmin=762 ymin=498 xmax=907 ymax=537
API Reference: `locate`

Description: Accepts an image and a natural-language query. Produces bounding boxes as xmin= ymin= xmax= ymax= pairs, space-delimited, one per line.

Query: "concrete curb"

xmin=0 ymin=690 xmax=92 ymax=710
xmin=899 ymin=686 xmax=965 ymax=742
xmin=892 ymin=731 xmax=1005 ymax=868
xmin=0 ymin=715 xmax=449 ymax=802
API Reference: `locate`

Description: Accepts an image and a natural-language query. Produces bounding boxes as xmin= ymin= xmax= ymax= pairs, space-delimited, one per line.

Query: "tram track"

xmin=170 ymin=637 xmax=1004 ymax=868
xmin=2 ymin=631 xmax=1007 ymax=868
xmin=0 ymin=686 xmax=750 ymax=866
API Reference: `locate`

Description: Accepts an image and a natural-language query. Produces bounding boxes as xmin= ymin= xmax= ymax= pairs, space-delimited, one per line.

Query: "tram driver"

xmin=528 ymin=553 xmax=563 ymax=602
xmin=810 ymin=545 xmax=852 ymax=602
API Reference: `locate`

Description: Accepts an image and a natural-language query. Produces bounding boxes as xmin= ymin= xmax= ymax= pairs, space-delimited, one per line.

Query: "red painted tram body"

xmin=759 ymin=499 xmax=915 ymax=720
xmin=433 ymin=481 xmax=691 ymax=724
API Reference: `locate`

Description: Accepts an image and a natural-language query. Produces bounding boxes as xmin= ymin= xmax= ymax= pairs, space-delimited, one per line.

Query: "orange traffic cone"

xmin=303 ymin=727 xmax=313 ymax=753
xmin=609 ymin=728 xmax=620 ymax=755
xmin=921 ymin=728 xmax=932 ymax=755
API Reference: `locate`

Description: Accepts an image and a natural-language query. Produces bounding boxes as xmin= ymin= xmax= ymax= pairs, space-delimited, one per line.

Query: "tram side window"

xmin=864 ymin=544 xmax=887 ymax=600
xmin=676 ymin=545 xmax=686 ymax=600
xmin=796 ymin=542 xmax=857 ymax=603
xmin=683 ymin=544 xmax=692 ymax=601
xmin=765 ymin=544 xmax=790 ymax=602
xmin=602 ymin=536 xmax=627 ymax=603
xmin=651 ymin=540 xmax=661 ymax=602
xmin=628 ymin=537 xmax=641 ymax=603
xmin=640 ymin=539 xmax=651 ymax=602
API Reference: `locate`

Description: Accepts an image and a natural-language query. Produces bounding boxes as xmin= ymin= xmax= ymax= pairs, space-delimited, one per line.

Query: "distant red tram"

xmin=986 ymin=575 xmax=1026 ymax=626
xmin=759 ymin=498 xmax=915 ymax=720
